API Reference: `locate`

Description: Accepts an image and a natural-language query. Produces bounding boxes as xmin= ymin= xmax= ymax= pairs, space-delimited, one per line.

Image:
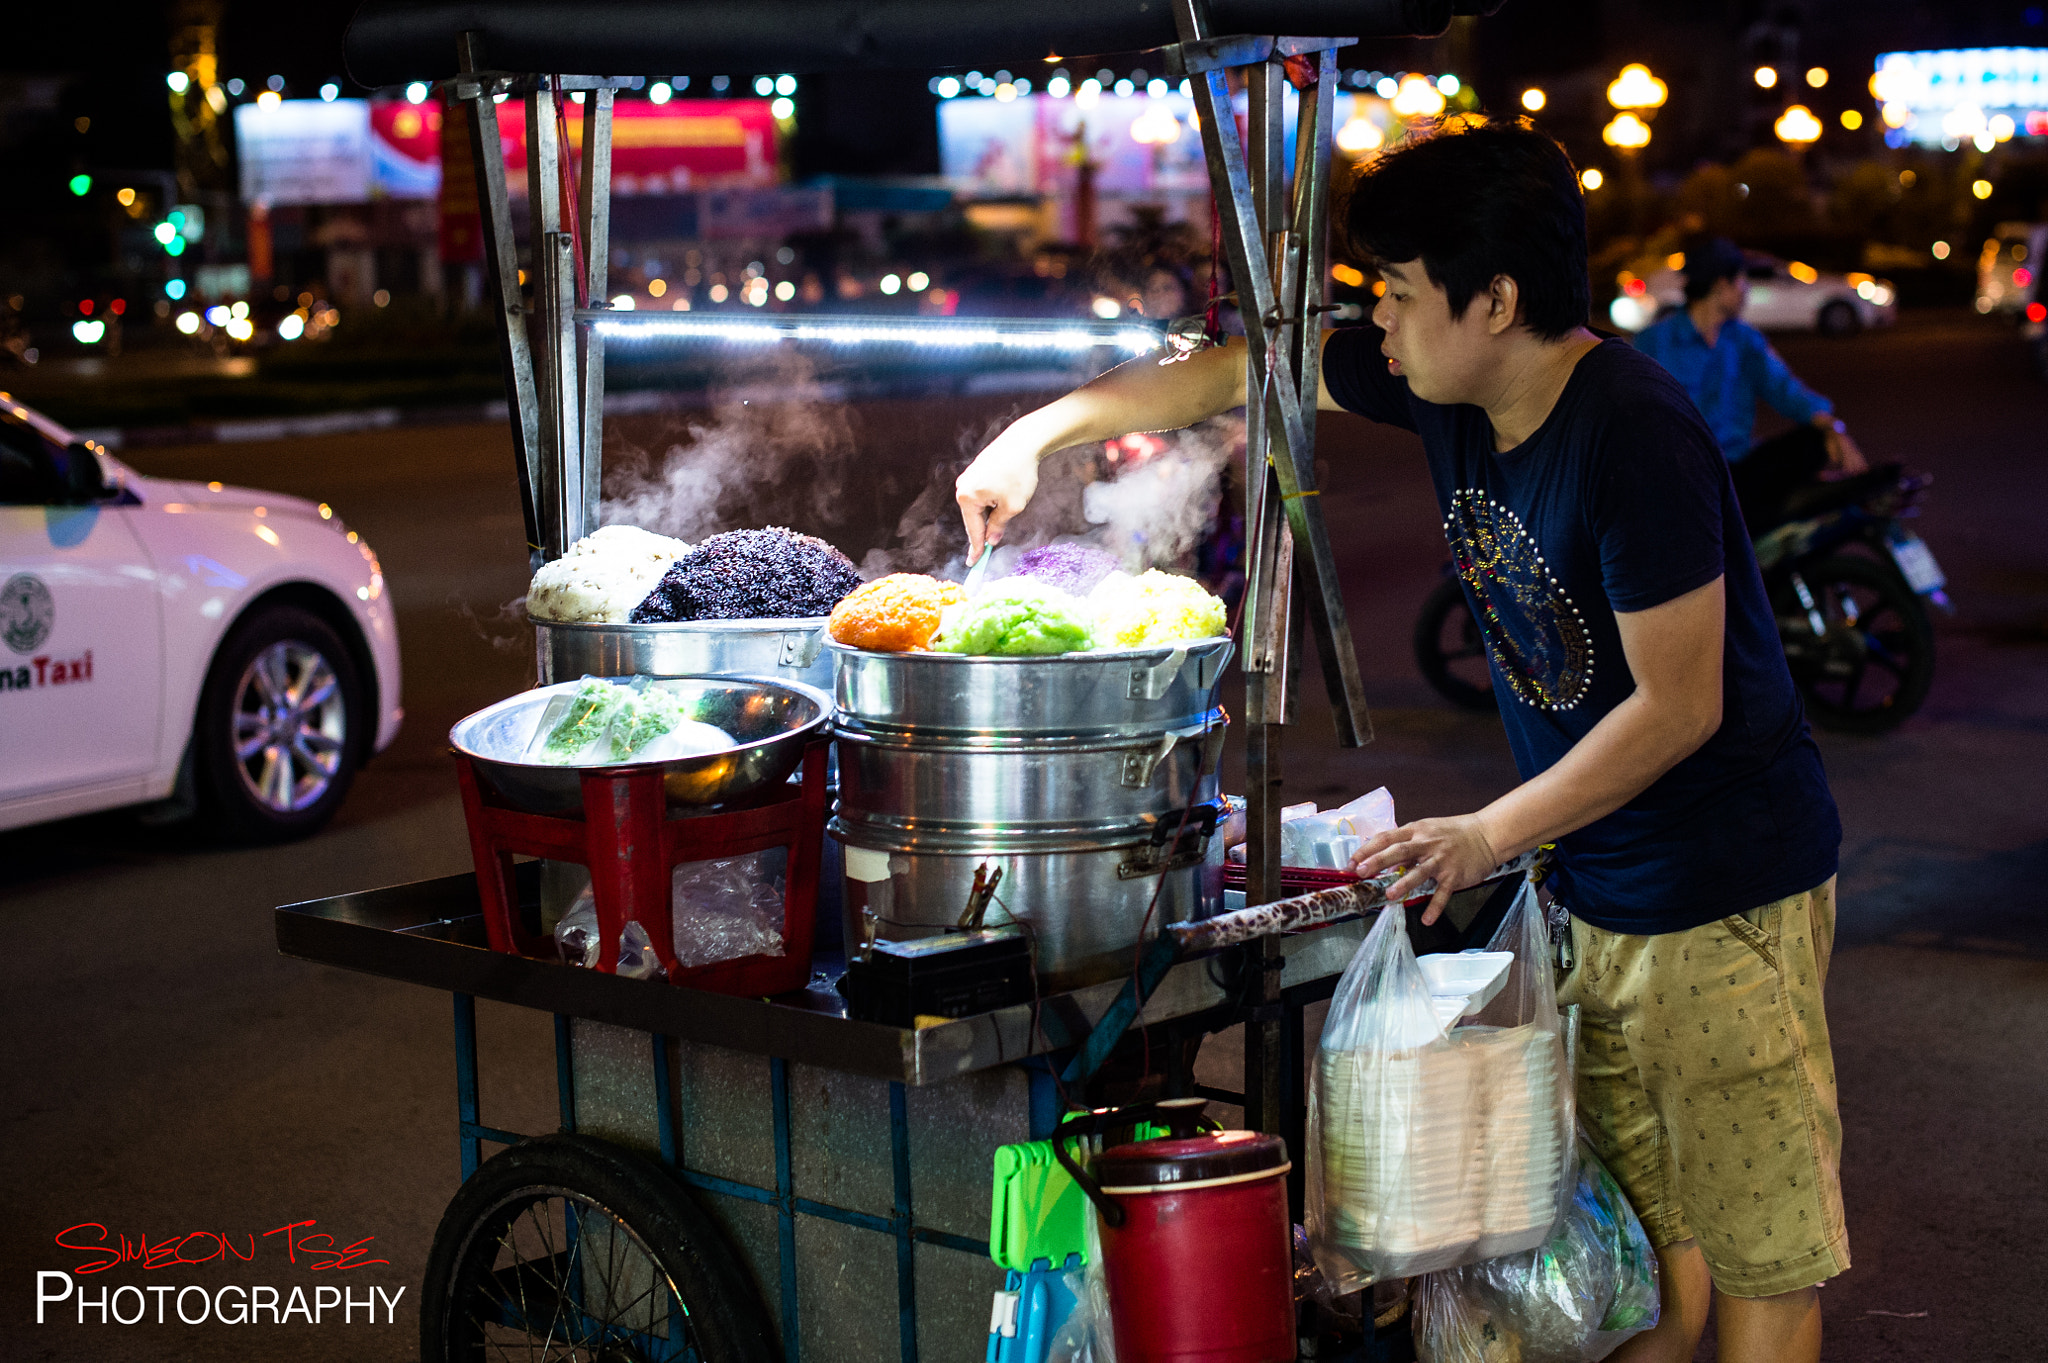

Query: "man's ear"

xmin=1487 ymin=274 xmax=1521 ymax=336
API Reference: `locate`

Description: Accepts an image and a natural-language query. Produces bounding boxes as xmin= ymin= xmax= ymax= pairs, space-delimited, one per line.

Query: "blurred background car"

xmin=0 ymin=395 xmax=400 ymax=841
xmin=1610 ymin=251 xmax=1897 ymax=337
xmin=1977 ymin=222 xmax=2047 ymax=319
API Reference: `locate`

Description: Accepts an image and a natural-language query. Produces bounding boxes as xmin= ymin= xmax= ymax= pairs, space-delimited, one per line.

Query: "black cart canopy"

xmin=346 ymin=0 xmax=1495 ymax=85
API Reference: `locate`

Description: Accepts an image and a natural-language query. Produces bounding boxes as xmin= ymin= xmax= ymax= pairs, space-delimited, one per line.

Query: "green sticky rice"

xmin=932 ymin=582 xmax=1094 ymax=656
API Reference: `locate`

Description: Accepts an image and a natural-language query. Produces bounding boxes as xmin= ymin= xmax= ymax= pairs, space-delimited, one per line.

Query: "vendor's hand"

xmin=955 ymin=436 xmax=1042 ymax=565
xmin=1349 ymin=814 xmax=1502 ymax=926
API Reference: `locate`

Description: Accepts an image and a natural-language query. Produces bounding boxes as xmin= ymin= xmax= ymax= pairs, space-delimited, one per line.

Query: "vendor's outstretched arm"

xmin=955 ymin=334 xmax=1353 ymax=561
xmin=1353 ymin=575 xmax=1728 ymax=921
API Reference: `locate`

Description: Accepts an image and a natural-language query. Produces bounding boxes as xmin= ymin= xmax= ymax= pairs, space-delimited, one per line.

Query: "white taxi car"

xmin=1610 ymin=253 xmax=1897 ymax=337
xmin=0 ymin=394 xmax=400 ymax=840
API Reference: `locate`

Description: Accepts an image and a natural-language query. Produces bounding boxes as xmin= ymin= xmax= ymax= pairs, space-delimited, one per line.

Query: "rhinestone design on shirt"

xmin=1444 ymin=490 xmax=1595 ymax=712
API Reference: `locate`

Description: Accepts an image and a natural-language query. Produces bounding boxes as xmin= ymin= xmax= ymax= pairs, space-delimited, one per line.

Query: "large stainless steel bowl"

xmin=451 ymin=676 xmax=831 ymax=817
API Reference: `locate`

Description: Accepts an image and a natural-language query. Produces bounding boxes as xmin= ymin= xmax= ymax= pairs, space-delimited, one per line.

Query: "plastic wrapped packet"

xmin=1412 ymin=1140 xmax=1660 ymax=1363
xmin=531 ymin=678 xmax=632 ymax=764
xmin=931 ymin=580 xmax=1095 ymax=656
xmin=1089 ymin=568 xmax=1228 ymax=649
xmin=671 ymin=849 xmax=787 ymax=969
xmin=1306 ymin=879 xmax=1574 ymax=1291
xmin=827 ymin=573 xmax=964 ymax=652
xmin=607 ymin=680 xmax=686 ymax=760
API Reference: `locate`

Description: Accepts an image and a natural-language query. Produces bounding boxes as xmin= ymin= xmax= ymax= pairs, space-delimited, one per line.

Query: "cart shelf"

xmin=274 ymin=861 xmax=1372 ymax=1087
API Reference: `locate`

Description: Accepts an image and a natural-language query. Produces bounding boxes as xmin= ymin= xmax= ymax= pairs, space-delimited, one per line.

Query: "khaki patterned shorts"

xmin=1556 ymin=878 xmax=1849 ymax=1298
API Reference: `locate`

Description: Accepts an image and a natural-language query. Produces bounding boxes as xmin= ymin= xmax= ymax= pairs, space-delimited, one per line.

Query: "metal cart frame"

xmin=296 ymin=1 xmax=1506 ymax=1356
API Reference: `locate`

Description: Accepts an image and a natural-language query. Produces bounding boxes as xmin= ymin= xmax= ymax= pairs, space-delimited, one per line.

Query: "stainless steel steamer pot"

xmin=830 ymin=638 xmax=1234 ymax=991
xmin=534 ymin=616 xmax=835 ymax=692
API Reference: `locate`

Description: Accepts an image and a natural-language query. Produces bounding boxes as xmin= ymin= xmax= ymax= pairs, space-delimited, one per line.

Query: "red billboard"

xmin=370 ymin=97 xmax=781 ymax=198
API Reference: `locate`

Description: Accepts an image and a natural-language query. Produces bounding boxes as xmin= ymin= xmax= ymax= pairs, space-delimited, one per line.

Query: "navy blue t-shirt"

xmin=1323 ymin=327 xmax=1840 ymax=933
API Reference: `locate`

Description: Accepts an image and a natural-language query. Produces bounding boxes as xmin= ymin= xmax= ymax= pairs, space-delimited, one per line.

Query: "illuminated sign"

xmin=234 ymin=99 xmax=373 ymax=205
xmin=939 ymin=92 xmax=1278 ymax=199
xmin=237 ymin=97 xmax=784 ymax=206
xmin=1872 ymin=48 xmax=2048 ymax=148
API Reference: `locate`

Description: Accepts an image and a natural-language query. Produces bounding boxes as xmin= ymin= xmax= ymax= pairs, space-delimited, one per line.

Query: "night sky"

xmin=10 ymin=1 xmax=2047 ymax=183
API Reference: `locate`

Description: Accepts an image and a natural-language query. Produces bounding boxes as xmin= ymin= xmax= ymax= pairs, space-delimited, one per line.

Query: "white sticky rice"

xmin=528 ymin=525 xmax=694 ymax=623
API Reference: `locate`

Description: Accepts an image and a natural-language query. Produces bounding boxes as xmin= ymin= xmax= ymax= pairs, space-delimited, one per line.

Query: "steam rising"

xmin=600 ymin=352 xmax=856 ymax=544
xmin=863 ymin=413 xmax=1243 ymax=584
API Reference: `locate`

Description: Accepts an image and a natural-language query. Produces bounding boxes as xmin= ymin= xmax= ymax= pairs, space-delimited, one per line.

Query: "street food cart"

xmin=280 ymin=2 xmax=1516 ymax=1358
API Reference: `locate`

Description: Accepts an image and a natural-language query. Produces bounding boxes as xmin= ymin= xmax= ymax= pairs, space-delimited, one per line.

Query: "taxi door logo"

xmin=2 ymin=573 xmax=54 ymax=654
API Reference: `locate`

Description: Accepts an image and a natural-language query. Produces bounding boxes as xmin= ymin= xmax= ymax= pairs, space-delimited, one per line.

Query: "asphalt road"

xmin=2 ymin=310 xmax=2042 ymax=1360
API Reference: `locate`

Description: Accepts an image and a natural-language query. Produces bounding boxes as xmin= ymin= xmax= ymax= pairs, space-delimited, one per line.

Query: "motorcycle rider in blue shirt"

xmin=1633 ymin=237 xmax=1867 ymax=531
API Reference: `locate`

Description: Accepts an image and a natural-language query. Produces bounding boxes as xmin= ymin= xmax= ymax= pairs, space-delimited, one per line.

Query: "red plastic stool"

xmin=454 ymin=739 xmax=828 ymax=995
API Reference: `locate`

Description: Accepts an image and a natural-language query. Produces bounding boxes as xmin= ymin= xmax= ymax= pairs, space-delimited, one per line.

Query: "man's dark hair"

xmin=1346 ymin=119 xmax=1589 ymax=340
xmin=1681 ymin=235 xmax=1747 ymax=302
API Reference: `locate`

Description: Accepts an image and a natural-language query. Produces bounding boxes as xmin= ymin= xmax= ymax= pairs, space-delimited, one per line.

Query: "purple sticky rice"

xmin=629 ymin=527 xmax=862 ymax=621
xmin=1014 ymin=543 xmax=1119 ymax=597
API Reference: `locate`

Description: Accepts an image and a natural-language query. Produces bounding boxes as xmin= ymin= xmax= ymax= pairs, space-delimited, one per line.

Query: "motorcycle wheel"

xmin=1776 ymin=553 xmax=1935 ymax=735
xmin=1413 ymin=576 xmax=1500 ymax=712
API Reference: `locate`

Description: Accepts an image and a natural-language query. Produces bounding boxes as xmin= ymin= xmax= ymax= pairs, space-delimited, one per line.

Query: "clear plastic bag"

xmin=1282 ymin=787 xmax=1399 ymax=869
xmin=1046 ymin=1202 xmax=1117 ymax=1363
xmin=671 ymin=849 xmax=787 ymax=969
xmin=1412 ymin=1139 xmax=1661 ymax=1363
xmin=1307 ymin=879 xmax=1574 ymax=1290
xmin=552 ymin=887 xmax=666 ymax=980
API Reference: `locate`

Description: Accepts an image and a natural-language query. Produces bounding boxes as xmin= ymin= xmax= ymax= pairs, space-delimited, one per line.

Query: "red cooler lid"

xmin=1095 ymin=1130 xmax=1288 ymax=1189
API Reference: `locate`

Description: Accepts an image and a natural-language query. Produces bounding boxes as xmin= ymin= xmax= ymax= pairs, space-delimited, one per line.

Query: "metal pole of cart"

xmin=1167 ymin=0 xmax=1372 ymax=1159
xmin=449 ymin=51 xmax=629 ymax=565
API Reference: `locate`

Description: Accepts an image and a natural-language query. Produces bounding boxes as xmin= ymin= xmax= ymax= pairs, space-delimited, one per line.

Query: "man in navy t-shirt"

xmin=954 ymin=121 xmax=1845 ymax=1363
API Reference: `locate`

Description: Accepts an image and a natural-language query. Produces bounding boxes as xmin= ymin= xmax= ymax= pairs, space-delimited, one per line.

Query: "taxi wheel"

xmin=195 ymin=603 xmax=364 ymax=842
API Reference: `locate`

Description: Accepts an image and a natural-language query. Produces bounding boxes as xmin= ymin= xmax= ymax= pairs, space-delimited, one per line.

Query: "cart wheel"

xmin=421 ymin=1134 xmax=776 ymax=1363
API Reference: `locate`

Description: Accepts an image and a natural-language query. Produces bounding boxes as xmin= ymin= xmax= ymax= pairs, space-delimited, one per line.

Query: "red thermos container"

xmin=1094 ymin=1130 xmax=1296 ymax=1363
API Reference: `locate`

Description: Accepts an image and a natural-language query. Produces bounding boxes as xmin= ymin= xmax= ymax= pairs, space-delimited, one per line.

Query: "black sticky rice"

xmin=629 ymin=527 xmax=863 ymax=622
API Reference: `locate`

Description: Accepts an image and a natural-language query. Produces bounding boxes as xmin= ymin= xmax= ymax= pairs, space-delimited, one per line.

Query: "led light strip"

xmin=581 ymin=311 xmax=1162 ymax=355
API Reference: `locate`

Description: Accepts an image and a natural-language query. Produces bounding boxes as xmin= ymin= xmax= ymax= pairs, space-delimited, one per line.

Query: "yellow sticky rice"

xmin=1091 ymin=569 xmax=1228 ymax=648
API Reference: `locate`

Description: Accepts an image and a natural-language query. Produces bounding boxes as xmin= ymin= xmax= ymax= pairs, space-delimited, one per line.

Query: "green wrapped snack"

xmin=540 ymin=678 xmax=632 ymax=763
xmin=932 ymin=582 xmax=1094 ymax=656
xmin=608 ymin=684 xmax=688 ymax=761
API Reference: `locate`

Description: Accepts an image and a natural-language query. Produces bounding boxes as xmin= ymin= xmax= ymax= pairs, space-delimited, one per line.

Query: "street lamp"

xmin=1602 ymin=112 xmax=1652 ymax=149
xmin=1335 ymin=112 xmax=1384 ymax=153
xmin=1521 ymin=87 xmax=1546 ymax=112
xmin=1606 ymin=63 xmax=1667 ymax=112
xmin=1391 ymin=74 xmax=1446 ymax=119
xmin=1773 ymin=104 xmax=1823 ymax=146
xmin=1754 ymin=66 xmax=1779 ymax=89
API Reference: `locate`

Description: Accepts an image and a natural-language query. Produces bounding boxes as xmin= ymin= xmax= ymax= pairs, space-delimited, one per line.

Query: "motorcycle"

xmin=1413 ymin=464 xmax=1948 ymax=735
